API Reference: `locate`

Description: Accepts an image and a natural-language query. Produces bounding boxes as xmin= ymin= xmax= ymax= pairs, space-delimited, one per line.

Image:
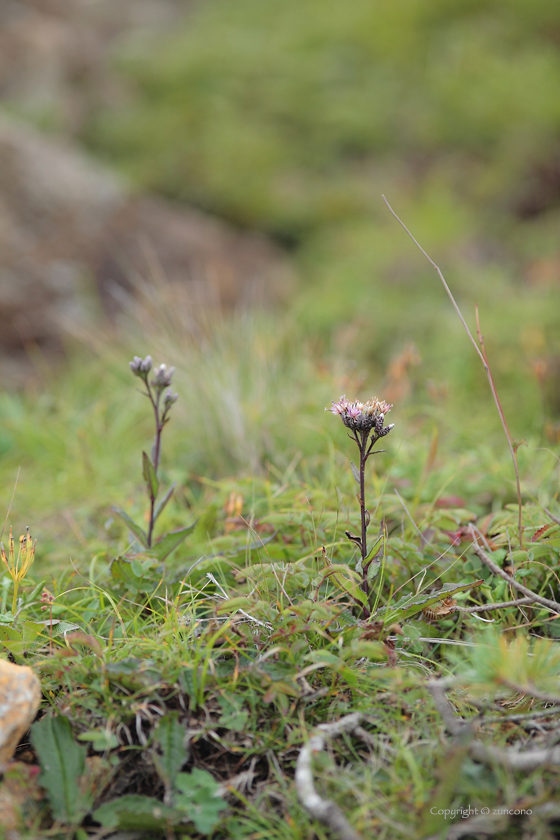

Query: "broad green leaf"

xmin=150 ymin=521 xmax=197 ymax=561
xmin=112 ymin=507 xmax=148 ymax=548
xmin=173 ymin=769 xmax=227 ymax=834
xmin=0 ymin=621 xmax=44 ymax=655
xmin=93 ymin=795 xmax=177 ymax=830
xmin=31 ymin=715 xmax=87 ymax=822
xmin=377 ymin=580 xmax=483 ymax=625
xmin=153 ymin=715 xmax=188 ymax=792
xmin=154 ymin=481 xmax=176 ymax=522
xmin=142 ymin=451 xmax=159 ymax=501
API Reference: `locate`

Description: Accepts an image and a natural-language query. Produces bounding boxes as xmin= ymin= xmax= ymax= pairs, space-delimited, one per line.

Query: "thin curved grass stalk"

xmin=382 ymin=195 xmax=524 ymax=549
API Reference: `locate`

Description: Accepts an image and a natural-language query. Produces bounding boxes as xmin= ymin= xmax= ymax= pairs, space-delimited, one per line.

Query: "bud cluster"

xmin=129 ymin=356 xmax=178 ymax=410
xmin=327 ymin=395 xmax=394 ymax=436
xmin=129 ymin=355 xmax=153 ymax=378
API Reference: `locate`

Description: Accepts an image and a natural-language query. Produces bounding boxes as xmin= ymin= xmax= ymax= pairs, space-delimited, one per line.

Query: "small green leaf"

xmin=112 ymin=507 xmax=148 ymax=548
xmin=154 ymin=482 xmax=176 ymax=522
xmin=93 ymin=795 xmax=177 ymax=830
xmin=216 ymin=596 xmax=254 ymax=614
xmin=150 ymin=521 xmax=197 ymax=561
xmin=77 ymin=729 xmax=119 ymax=752
xmin=173 ymin=769 xmax=227 ymax=834
xmin=31 ymin=715 xmax=87 ymax=822
xmin=153 ymin=715 xmax=188 ymax=793
xmin=142 ymin=451 xmax=159 ymax=501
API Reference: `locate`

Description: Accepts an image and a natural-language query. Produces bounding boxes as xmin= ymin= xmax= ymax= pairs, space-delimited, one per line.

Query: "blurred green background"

xmin=82 ymin=0 xmax=560 ymax=433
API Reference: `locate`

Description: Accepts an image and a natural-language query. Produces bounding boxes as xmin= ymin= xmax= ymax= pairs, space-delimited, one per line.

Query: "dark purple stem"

xmin=351 ymin=427 xmax=383 ymax=617
xmin=145 ymin=379 xmax=164 ymax=548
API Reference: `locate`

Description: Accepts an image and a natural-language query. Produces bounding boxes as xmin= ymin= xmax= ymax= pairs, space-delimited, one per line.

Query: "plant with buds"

xmin=327 ymin=396 xmax=394 ymax=611
xmin=1 ymin=526 xmax=37 ymax=613
xmin=113 ymin=355 xmax=195 ymax=563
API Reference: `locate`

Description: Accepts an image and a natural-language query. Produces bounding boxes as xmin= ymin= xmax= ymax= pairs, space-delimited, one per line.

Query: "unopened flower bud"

xmin=152 ymin=364 xmax=175 ymax=390
xmin=129 ymin=356 xmax=143 ymax=375
xmin=163 ymin=389 xmax=178 ymax=408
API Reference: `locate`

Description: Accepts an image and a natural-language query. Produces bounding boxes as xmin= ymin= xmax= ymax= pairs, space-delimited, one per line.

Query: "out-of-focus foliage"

xmin=85 ymin=0 xmax=560 ymax=437
xmin=88 ymin=0 xmax=560 ymax=238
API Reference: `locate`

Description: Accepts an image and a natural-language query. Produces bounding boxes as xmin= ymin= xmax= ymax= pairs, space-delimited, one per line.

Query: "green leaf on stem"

xmin=154 ymin=481 xmax=176 ymax=522
xmin=112 ymin=507 xmax=148 ymax=548
xmin=150 ymin=521 xmax=197 ymax=561
xmin=142 ymin=451 xmax=159 ymax=501
xmin=377 ymin=580 xmax=483 ymax=624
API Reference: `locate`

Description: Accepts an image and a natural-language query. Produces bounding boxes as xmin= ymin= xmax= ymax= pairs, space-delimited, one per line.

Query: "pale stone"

xmin=0 ymin=660 xmax=41 ymax=773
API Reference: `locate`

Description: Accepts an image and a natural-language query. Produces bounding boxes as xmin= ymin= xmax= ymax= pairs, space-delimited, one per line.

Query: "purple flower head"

xmin=327 ymin=395 xmax=394 ymax=436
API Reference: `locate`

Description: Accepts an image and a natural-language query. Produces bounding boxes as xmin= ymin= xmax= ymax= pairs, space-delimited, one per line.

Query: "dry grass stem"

xmin=382 ymin=195 xmax=524 ymax=548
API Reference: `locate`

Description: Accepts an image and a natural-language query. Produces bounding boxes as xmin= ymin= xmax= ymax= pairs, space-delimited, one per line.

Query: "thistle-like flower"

xmin=1 ymin=526 xmax=37 ymax=613
xmin=328 ymin=395 xmax=394 ymax=436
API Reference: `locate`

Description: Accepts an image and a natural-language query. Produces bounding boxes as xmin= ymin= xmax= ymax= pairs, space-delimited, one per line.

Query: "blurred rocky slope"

xmin=0 ymin=0 xmax=293 ymax=382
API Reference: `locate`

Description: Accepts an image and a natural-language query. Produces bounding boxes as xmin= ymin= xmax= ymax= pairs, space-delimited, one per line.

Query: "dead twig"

xmin=501 ymin=680 xmax=560 ymax=706
xmin=480 ymin=708 xmax=560 ymax=724
xmin=455 ymin=597 xmax=535 ymax=613
xmin=383 ymin=196 xmax=524 ymax=549
xmin=469 ymin=528 xmax=560 ymax=613
xmin=296 ymin=713 xmax=362 ymax=840
xmin=428 ymin=680 xmax=560 ymax=771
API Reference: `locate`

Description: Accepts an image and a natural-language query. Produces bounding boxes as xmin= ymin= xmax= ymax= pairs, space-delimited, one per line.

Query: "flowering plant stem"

xmin=145 ymin=380 xmax=164 ymax=549
xmin=129 ymin=355 xmax=178 ymax=550
xmin=328 ymin=396 xmax=394 ymax=616
xmin=353 ymin=428 xmax=378 ymax=601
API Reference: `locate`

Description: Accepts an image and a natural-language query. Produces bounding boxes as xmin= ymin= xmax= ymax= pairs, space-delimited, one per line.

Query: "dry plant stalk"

xmin=382 ymin=196 xmax=524 ymax=549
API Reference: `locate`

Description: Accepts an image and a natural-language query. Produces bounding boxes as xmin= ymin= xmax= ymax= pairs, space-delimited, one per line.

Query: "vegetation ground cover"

xmin=1 ymin=277 xmax=560 ymax=839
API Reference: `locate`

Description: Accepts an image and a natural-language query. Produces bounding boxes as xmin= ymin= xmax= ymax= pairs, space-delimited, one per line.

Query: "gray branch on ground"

xmin=455 ymin=597 xmax=534 ymax=613
xmin=428 ymin=680 xmax=560 ymax=771
xmin=468 ymin=528 xmax=560 ymax=613
xmin=296 ymin=712 xmax=363 ymax=840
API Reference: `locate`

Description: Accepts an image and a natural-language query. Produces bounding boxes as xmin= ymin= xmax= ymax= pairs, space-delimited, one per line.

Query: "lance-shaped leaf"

xmin=153 ymin=715 xmax=188 ymax=798
xmin=320 ymin=563 xmax=368 ymax=608
xmin=350 ymin=461 xmax=361 ymax=485
xmin=142 ymin=451 xmax=159 ymax=501
xmin=150 ymin=521 xmax=197 ymax=561
xmin=376 ymin=580 xmax=483 ymax=625
xmin=112 ymin=507 xmax=148 ymax=548
xmin=31 ymin=715 xmax=87 ymax=822
xmin=154 ymin=482 xmax=176 ymax=522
